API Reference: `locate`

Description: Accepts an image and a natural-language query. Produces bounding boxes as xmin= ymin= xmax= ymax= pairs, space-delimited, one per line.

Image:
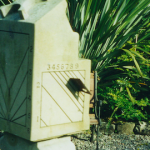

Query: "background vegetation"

xmin=67 ymin=0 xmax=150 ymax=122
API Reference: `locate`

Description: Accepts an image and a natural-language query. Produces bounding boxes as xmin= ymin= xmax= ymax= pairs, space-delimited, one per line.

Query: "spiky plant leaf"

xmin=67 ymin=0 xmax=150 ymax=79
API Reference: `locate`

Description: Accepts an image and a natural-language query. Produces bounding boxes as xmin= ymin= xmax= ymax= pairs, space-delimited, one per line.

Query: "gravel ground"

xmin=71 ymin=132 xmax=150 ymax=150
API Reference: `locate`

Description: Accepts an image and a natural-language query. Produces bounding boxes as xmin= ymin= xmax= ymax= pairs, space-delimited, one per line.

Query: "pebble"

xmin=71 ymin=132 xmax=150 ymax=150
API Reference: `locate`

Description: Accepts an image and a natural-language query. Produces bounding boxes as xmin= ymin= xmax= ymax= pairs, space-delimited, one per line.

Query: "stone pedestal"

xmin=0 ymin=133 xmax=75 ymax=150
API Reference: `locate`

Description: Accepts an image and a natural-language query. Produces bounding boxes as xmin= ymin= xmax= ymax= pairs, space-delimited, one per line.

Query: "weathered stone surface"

xmin=99 ymin=122 xmax=115 ymax=135
xmin=134 ymin=121 xmax=150 ymax=135
xmin=0 ymin=0 xmax=91 ymax=142
xmin=0 ymin=133 xmax=75 ymax=150
xmin=116 ymin=122 xmax=135 ymax=135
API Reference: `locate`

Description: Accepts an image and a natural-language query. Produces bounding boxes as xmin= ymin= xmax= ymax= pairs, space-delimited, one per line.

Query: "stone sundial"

xmin=0 ymin=0 xmax=91 ymax=142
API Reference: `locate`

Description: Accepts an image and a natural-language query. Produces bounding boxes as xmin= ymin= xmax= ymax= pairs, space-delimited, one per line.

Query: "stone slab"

xmin=116 ymin=122 xmax=135 ymax=135
xmin=0 ymin=133 xmax=75 ymax=150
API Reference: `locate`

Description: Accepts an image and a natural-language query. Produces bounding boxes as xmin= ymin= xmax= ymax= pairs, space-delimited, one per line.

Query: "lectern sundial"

xmin=0 ymin=0 xmax=91 ymax=142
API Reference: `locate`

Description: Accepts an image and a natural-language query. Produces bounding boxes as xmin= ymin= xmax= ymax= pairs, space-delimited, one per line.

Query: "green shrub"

xmin=98 ymin=79 xmax=150 ymax=121
xmin=98 ymin=43 xmax=150 ymax=122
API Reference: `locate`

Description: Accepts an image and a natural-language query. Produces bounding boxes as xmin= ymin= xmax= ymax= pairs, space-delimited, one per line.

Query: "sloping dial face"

xmin=40 ymin=70 xmax=86 ymax=127
xmin=0 ymin=31 xmax=29 ymax=127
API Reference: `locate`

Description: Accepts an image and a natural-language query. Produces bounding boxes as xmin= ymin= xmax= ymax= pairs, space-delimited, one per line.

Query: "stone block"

xmin=0 ymin=133 xmax=75 ymax=150
xmin=134 ymin=121 xmax=150 ymax=135
xmin=116 ymin=122 xmax=135 ymax=135
xmin=100 ymin=122 xmax=115 ymax=135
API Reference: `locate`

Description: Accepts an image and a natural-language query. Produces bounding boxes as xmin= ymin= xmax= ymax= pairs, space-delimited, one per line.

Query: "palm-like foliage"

xmin=67 ymin=0 xmax=150 ymax=121
xmin=67 ymin=0 xmax=150 ymax=80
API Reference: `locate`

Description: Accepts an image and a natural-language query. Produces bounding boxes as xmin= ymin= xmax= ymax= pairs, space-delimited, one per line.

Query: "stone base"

xmin=0 ymin=133 xmax=75 ymax=150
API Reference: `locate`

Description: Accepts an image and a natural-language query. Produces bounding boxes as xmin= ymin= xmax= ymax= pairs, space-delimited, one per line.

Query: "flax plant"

xmin=67 ymin=0 xmax=150 ymax=79
xmin=67 ymin=0 xmax=150 ymax=121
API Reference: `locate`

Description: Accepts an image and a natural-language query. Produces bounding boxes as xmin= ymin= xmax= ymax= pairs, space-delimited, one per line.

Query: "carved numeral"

xmin=28 ymin=95 xmax=31 ymax=101
xmin=46 ymin=63 xmax=79 ymax=70
xmin=56 ymin=64 xmax=60 ymax=70
xmin=75 ymin=63 xmax=79 ymax=69
xmin=65 ymin=64 xmax=69 ymax=69
xmin=61 ymin=64 xmax=64 ymax=69
xmin=47 ymin=64 xmax=50 ymax=70
xmin=29 ymin=46 xmax=33 ymax=52
xmin=37 ymin=82 xmax=40 ymax=88
xmin=52 ymin=64 xmax=55 ymax=70
xmin=28 ymin=113 xmax=31 ymax=119
xmin=28 ymin=69 xmax=32 ymax=75
xmin=27 ymin=128 xmax=30 ymax=134
xmin=70 ymin=64 xmax=73 ymax=69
